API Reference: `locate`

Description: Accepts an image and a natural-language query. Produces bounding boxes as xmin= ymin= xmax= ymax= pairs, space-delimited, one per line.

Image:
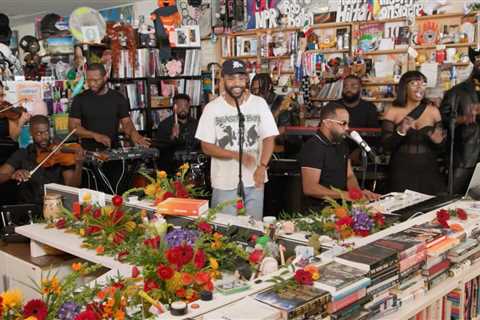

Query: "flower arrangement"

xmin=288 ymin=188 xmax=387 ymax=240
xmin=436 ymin=207 xmax=468 ymax=230
xmin=0 ymin=263 xmax=103 ymax=320
xmin=124 ymin=164 xmax=208 ymax=206
xmin=267 ymin=264 xmax=320 ymax=293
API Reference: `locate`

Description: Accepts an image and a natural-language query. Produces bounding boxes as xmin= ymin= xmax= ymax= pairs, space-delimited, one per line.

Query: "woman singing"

xmin=382 ymin=71 xmax=446 ymax=195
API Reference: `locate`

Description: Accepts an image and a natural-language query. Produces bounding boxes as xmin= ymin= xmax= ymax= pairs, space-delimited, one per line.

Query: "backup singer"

xmin=382 ymin=71 xmax=445 ymax=195
xmin=298 ymin=103 xmax=379 ymax=211
xmin=0 ymin=115 xmax=84 ymax=206
xmin=195 ymin=59 xmax=279 ymax=220
xmin=0 ymin=81 xmax=31 ymax=142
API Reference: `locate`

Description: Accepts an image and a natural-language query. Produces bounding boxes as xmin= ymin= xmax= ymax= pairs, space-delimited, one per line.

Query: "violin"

xmin=0 ymin=100 xmax=28 ymax=121
xmin=36 ymin=143 xmax=82 ymax=168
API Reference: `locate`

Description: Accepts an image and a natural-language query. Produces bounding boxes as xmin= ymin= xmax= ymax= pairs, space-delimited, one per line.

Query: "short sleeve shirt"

xmin=298 ymin=132 xmax=348 ymax=208
xmin=195 ymin=94 xmax=279 ymax=190
xmin=70 ymin=89 xmax=130 ymax=151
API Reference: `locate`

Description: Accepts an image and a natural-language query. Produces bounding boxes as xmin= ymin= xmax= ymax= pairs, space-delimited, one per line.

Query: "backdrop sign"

xmin=277 ymin=0 xmax=314 ymax=28
xmin=373 ymin=0 xmax=423 ymax=20
xmin=336 ymin=0 xmax=368 ymax=22
xmin=255 ymin=8 xmax=279 ymax=28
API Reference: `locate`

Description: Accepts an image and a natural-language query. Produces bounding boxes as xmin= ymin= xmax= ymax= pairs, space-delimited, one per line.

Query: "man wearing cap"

xmin=440 ymin=47 xmax=480 ymax=194
xmin=195 ymin=59 xmax=279 ymax=220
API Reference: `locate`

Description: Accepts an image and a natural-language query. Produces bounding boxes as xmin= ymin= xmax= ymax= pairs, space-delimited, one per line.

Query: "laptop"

xmin=465 ymin=163 xmax=480 ymax=200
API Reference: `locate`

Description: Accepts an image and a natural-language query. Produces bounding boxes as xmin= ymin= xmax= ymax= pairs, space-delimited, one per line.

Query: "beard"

xmin=473 ymin=67 xmax=480 ymax=80
xmin=225 ymin=84 xmax=246 ymax=100
xmin=342 ymin=91 xmax=361 ymax=103
xmin=331 ymin=130 xmax=346 ymax=144
xmin=178 ymin=111 xmax=188 ymax=120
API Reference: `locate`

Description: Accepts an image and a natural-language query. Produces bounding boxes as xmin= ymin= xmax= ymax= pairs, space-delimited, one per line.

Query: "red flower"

xmin=143 ymin=236 xmax=161 ymax=249
xmin=144 ymin=278 xmax=159 ymax=292
xmin=194 ymin=249 xmax=206 ymax=269
xmin=249 ymin=249 xmax=263 ymax=264
xmin=174 ymin=180 xmax=189 ymax=198
xmin=23 ymin=299 xmax=48 ymax=320
xmin=75 ymin=310 xmax=100 ymax=320
xmin=236 ymin=199 xmax=244 ymax=209
xmin=437 ymin=209 xmax=450 ymax=228
xmin=112 ymin=195 xmax=123 ymax=207
xmin=348 ymin=188 xmax=363 ymax=201
xmin=176 ymin=288 xmax=186 ymax=298
xmin=73 ymin=201 xmax=81 ymax=215
xmin=55 ymin=218 xmax=66 ymax=229
xmin=112 ymin=210 xmax=124 ymax=225
xmin=166 ymin=244 xmax=194 ymax=268
xmin=355 ymin=230 xmax=370 ymax=237
xmin=162 ymin=191 xmax=174 ymax=201
xmin=86 ymin=226 xmax=101 ymax=235
xmin=294 ymin=269 xmax=313 ymax=285
xmin=373 ymin=213 xmax=385 ymax=226
xmin=131 ymin=266 xmax=140 ymax=278
xmin=117 ymin=250 xmax=129 ymax=261
xmin=156 ymin=264 xmax=174 ymax=280
xmin=182 ymin=273 xmax=194 ymax=286
xmin=456 ymin=208 xmax=468 ymax=220
xmin=336 ymin=216 xmax=353 ymax=227
xmin=194 ymin=271 xmax=211 ymax=285
xmin=203 ymin=280 xmax=214 ymax=292
xmin=83 ymin=204 xmax=92 ymax=213
xmin=92 ymin=209 xmax=101 ymax=219
xmin=113 ymin=231 xmax=126 ymax=245
xmin=0 ymin=296 xmax=3 ymax=317
xmin=198 ymin=221 xmax=213 ymax=234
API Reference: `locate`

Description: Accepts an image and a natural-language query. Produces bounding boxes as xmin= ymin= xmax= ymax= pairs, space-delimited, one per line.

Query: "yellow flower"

xmin=82 ymin=192 xmax=92 ymax=203
xmin=211 ymin=240 xmax=222 ymax=249
xmin=115 ymin=310 xmax=125 ymax=320
xmin=312 ymin=272 xmax=320 ymax=281
xmin=145 ymin=184 xmax=158 ymax=196
xmin=209 ymin=258 xmax=219 ymax=270
xmin=180 ymin=163 xmax=189 ymax=171
xmin=102 ymin=206 xmax=114 ymax=217
xmin=79 ymin=228 xmax=85 ymax=236
xmin=157 ymin=171 xmax=168 ymax=179
xmin=25 ymin=317 xmax=37 ymax=320
xmin=1 ymin=289 xmax=22 ymax=309
xmin=125 ymin=221 xmax=137 ymax=232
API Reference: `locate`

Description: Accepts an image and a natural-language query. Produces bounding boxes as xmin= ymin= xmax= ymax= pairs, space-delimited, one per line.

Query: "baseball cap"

xmin=222 ymin=59 xmax=247 ymax=75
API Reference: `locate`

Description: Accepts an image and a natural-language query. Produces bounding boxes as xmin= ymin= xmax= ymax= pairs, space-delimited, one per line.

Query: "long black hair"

xmin=250 ymin=73 xmax=274 ymax=103
xmin=393 ymin=71 xmax=427 ymax=107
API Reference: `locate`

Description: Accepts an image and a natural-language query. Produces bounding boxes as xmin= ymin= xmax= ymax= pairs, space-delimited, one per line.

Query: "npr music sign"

xmin=336 ymin=0 xmax=423 ymax=22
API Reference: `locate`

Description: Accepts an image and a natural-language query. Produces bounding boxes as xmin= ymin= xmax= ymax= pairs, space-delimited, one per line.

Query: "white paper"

xmin=420 ymin=62 xmax=438 ymax=88
xmin=374 ymin=58 xmax=395 ymax=78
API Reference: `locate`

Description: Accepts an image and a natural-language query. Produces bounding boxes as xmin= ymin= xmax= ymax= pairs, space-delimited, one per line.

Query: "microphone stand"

xmin=234 ymin=96 xmax=246 ymax=201
xmin=361 ymin=149 xmax=367 ymax=189
xmin=448 ymin=94 xmax=457 ymax=196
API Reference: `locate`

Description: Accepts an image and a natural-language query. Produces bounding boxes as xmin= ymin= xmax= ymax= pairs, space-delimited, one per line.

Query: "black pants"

xmin=452 ymin=167 xmax=475 ymax=195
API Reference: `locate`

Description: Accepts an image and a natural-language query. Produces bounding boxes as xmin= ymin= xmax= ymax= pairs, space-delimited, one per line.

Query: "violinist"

xmin=0 ymin=115 xmax=84 ymax=206
xmin=0 ymin=81 xmax=30 ymax=141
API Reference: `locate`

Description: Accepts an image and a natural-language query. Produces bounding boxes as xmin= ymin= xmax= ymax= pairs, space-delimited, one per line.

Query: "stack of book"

xmin=313 ymin=261 xmax=371 ymax=320
xmin=255 ymin=285 xmax=331 ymax=320
xmin=448 ymin=238 xmax=480 ymax=264
xmin=335 ymin=243 xmax=399 ymax=317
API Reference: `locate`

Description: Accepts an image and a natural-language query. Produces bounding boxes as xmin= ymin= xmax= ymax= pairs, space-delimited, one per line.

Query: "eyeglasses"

xmin=325 ymin=119 xmax=349 ymax=127
xmin=408 ymin=81 xmax=427 ymax=88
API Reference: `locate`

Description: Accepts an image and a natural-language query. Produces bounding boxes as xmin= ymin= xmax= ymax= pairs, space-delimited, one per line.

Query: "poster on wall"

xmin=371 ymin=0 xmax=423 ymax=20
xmin=247 ymin=0 xmax=280 ymax=29
xmin=335 ymin=0 xmax=369 ymax=22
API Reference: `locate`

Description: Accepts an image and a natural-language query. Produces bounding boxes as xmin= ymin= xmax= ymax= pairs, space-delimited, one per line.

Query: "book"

xmin=313 ymin=261 xmax=370 ymax=299
xmin=156 ymin=198 xmax=208 ymax=216
xmin=426 ymin=237 xmax=460 ymax=257
xmin=449 ymin=238 xmax=478 ymax=257
xmin=335 ymin=243 xmax=398 ymax=273
xmin=255 ymin=285 xmax=330 ymax=320
xmin=204 ymin=297 xmax=282 ymax=320
xmin=328 ymin=288 xmax=366 ymax=313
xmin=374 ymin=234 xmax=426 ymax=260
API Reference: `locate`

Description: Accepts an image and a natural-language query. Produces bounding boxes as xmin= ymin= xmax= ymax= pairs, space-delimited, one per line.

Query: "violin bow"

xmin=0 ymin=98 xmax=30 ymax=113
xmin=28 ymin=128 xmax=78 ymax=177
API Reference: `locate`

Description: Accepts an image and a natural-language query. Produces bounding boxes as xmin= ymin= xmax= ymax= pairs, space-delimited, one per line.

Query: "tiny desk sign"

xmin=336 ymin=0 xmax=423 ymax=22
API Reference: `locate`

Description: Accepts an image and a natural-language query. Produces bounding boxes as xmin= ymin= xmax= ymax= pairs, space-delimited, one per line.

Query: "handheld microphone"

xmin=349 ymin=131 xmax=375 ymax=156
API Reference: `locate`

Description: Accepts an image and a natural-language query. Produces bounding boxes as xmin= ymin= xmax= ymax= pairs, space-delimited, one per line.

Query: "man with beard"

xmin=0 ymin=115 xmax=84 ymax=207
xmin=195 ymin=59 xmax=279 ymax=220
xmin=440 ymin=47 xmax=480 ymax=194
xmin=154 ymin=94 xmax=199 ymax=173
xmin=334 ymin=75 xmax=379 ymax=128
xmin=298 ymin=103 xmax=379 ymax=211
xmin=69 ymin=63 xmax=150 ymax=193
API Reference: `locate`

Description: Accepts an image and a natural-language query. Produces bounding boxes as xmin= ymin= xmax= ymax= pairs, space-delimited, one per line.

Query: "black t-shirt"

xmin=6 ymin=144 xmax=71 ymax=205
xmin=0 ymin=118 xmax=9 ymax=138
xmin=70 ymin=89 xmax=130 ymax=151
xmin=154 ymin=115 xmax=199 ymax=151
xmin=336 ymin=99 xmax=380 ymax=128
xmin=298 ymin=132 xmax=348 ymax=209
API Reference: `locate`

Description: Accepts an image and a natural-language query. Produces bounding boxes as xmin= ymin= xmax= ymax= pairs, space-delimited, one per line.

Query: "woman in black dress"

xmin=382 ymin=71 xmax=446 ymax=195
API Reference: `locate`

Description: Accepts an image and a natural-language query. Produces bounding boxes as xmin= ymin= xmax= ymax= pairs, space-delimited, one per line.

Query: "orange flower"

xmin=114 ymin=310 xmax=125 ymax=320
xmin=334 ymin=207 xmax=349 ymax=219
xmin=450 ymin=223 xmax=464 ymax=232
xmin=304 ymin=264 xmax=318 ymax=275
xmin=71 ymin=262 xmax=83 ymax=272
xmin=182 ymin=273 xmax=194 ymax=286
xmin=96 ymin=246 xmax=105 ymax=255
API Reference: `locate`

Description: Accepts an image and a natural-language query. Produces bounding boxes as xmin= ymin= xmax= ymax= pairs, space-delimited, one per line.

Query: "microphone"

xmin=349 ymin=131 xmax=376 ymax=156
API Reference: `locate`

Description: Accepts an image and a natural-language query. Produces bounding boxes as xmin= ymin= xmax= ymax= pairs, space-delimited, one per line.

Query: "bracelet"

xmin=396 ymin=129 xmax=406 ymax=136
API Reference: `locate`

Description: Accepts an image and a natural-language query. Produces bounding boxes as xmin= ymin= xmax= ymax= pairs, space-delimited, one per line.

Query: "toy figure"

xmin=151 ymin=0 xmax=182 ymax=59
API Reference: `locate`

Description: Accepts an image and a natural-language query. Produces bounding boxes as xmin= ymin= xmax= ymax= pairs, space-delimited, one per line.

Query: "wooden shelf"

xmin=363 ymin=97 xmax=395 ymax=102
xmin=362 ymin=80 xmax=398 ymax=86
xmin=415 ymin=42 xmax=474 ymax=50
xmin=361 ymin=49 xmax=408 ymax=56
xmin=222 ymin=55 xmax=258 ymax=60
xmin=265 ymin=55 xmax=291 ymax=60
xmin=305 ymin=48 xmax=350 ymax=54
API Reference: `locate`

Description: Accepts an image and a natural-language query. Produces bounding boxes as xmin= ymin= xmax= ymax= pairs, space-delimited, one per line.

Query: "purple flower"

xmin=57 ymin=301 xmax=81 ymax=320
xmin=165 ymin=228 xmax=199 ymax=248
xmin=351 ymin=208 xmax=373 ymax=232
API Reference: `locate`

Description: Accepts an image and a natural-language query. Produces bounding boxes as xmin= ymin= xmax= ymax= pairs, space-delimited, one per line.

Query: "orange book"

xmin=156 ymin=198 xmax=209 ymax=216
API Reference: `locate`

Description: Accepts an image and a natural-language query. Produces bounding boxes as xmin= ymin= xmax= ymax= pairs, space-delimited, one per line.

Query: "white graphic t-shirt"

xmin=195 ymin=94 xmax=279 ymax=190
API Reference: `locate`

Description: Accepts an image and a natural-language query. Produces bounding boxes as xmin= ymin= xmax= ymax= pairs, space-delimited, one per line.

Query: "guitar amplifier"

xmin=0 ymin=204 xmax=38 ymax=242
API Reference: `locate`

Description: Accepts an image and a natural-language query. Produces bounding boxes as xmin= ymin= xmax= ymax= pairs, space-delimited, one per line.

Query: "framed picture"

xmin=184 ymin=25 xmax=200 ymax=47
xmin=174 ymin=27 xmax=189 ymax=47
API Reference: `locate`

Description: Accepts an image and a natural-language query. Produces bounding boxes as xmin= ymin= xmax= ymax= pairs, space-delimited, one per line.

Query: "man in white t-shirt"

xmin=195 ymin=59 xmax=279 ymax=220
